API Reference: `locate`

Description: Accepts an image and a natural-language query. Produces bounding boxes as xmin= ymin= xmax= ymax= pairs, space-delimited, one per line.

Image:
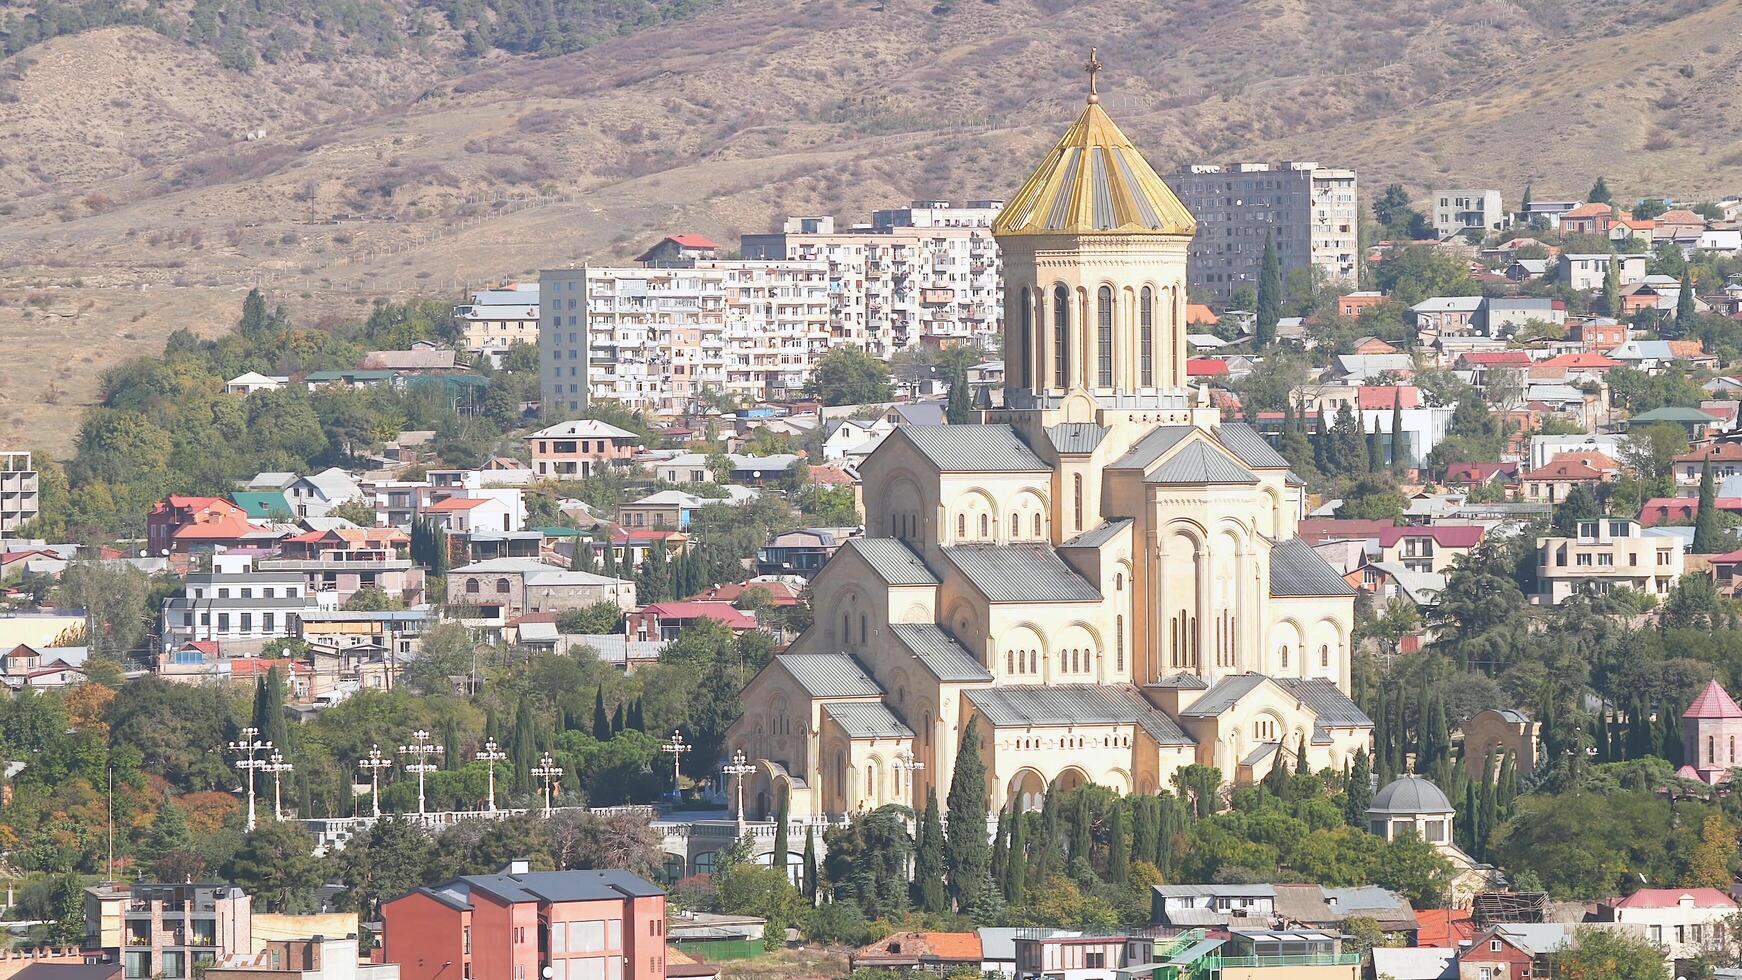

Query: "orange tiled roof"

xmin=1561 ymin=202 xmax=1614 ymax=219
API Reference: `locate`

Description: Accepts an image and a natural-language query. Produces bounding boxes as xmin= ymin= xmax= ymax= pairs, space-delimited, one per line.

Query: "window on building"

xmin=958 ymin=514 xmax=966 ymax=537
xmin=1053 ymin=285 xmax=1070 ymax=387
xmin=1320 ymin=645 xmax=1329 ymax=668
xmin=1011 ymin=513 xmax=1020 ymax=537
xmin=1140 ymin=287 xmax=1154 ymax=386
xmin=980 ymin=513 xmax=989 ymax=538
xmin=1033 ymin=513 xmax=1043 ymax=536
xmin=1018 ymin=286 xmax=1031 ymax=389
xmin=1096 ymin=286 xmax=1113 ymax=387
xmin=1073 ymin=474 xmax=1084 ymax=530
xmin=1279 ymin=645 xmax=1289 ymax=670
xmin=1116 ymin=616 xmax=1124 ymax=671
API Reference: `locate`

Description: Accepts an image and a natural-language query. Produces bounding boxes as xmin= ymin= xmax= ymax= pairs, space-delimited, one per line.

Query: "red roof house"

xmin=628 ymin=601 xmax=757 ymax=642
xmin=147 ymin=496 xmax=275 ymax=555
xmin=1186 ymin=358 xmax=1229 ymax=377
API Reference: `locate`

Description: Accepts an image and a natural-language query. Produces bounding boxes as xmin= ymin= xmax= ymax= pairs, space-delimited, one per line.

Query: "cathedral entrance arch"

xmin=1055 ymin=766 xmax=1091 ymax=794
xmin=1008 ymin=768 xmax=1047 ymax=811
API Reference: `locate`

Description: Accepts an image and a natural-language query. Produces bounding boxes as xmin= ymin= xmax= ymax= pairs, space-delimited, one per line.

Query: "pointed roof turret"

xmin=991 ymin=52 xmax=1196 ymax=239
xmin=1684 ymin=679 xmax=1742 ymax=719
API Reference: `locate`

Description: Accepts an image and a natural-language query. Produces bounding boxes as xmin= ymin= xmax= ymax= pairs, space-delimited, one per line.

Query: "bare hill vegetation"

xmin=3 ymin=0 xmax=1742 ymax=453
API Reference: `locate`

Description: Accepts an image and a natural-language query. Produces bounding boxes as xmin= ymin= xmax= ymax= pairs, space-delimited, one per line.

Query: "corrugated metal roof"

xmin=1046 ymin=423 xmax=1109 ymax=455
xmin=1154 ymin=884 xmax=1278 ymax=898
xmin=964 ymin=685 xmax=1193 ymax=745
xmin=892 ymin=425 xmax=1047 ymax=472
xmin=1270 ymin=537 xmax=1359 ymax=596
xmin=1277 ymin=677 xmax=1372 ymax=728
xmin=1216 ymin=422 xmax=1292 ymax=469
xmin=1147 ymin=442 xmax=1259 ymax=485
xmin=1179 ymin=673 xmax=1270 ymax=717
xmin=1109 ymin=425 xmax=1196 ymax=470
xmin=1061 ymin=518 xmax=1132 ymax=550
xmin=822 ymin=701 xmax=914 ymax=739
xmin=842 ymin=538 xmax=939 ymax=586
xmin=1147 ymin=672 xmax=1209 ymax=690
xmin=890 ymin=623 xmax=993 ymax=682
xmin=773 ymin=654 xmax=883 ymax=698
xmin=944 ymin=546 xmax=1102 ymax=603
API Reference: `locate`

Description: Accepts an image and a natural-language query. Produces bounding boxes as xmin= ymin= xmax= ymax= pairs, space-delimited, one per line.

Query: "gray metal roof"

xmin=773 ymin=653 xmax=883 ymax=698
xmin=1108 ymin=425 xmax=1196 ymax=470
xmin=1046 ymin=423 xmax=1110 ymax=455
xmin=1270 ymin=537 xmax=1358 ymax=596
xmin=890 ymin=623 xmax=993 ymax=682
xmin=1368 ymin=774 xmax=1454 ymax=814
xmin=841 ymin=538 xmax=939 ymax=586
xmin=892 ymin=425 xmax=1047 ymax=472
xmin=1147 ymin=672 xmax=1209 ymax=690
xmin=964 ymin=685 xmax=1194 ymax=745
xmin=1147 ymin=441 xmax=1260 ymax=485
xmin=1216 ymin=422 xmax=1292 ymax=469
xmin=822 ymin=701 xmax=914 ymax=739
xmin=943 ymin=546 xmax=1102 ymax=603
xmin=1061 ymin=518 xmax=1132 ymax=550
xmin=1154 ymin=883 xmax=1277 ymax=898
xmin=1179 ymin=673 xmax=1270 ymax=717
xmin=459 ymin=869 xmax=665 ymax=904
xmin=1276 ymin=677 xmax=1372 ymax=728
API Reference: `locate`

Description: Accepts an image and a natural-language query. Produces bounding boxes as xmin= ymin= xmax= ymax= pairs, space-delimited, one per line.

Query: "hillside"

xmin=4 ymin=0 xmax=1742 ymax=454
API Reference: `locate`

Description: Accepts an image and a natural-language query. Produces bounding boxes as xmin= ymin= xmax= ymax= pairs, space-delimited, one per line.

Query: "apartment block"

xmin=452 ymin=283 xmax=540 ymax=354
xmin=740 ymin=200 xmax=1005 ymax=356
xmin=85 ymin=882 xmax=251 ymax=980
xmin=0 ymin=452 xmax=38 ymax=536
xmin=159 ymin=554 xmax=336 ymax=654
xmin=1533 ymin=519 xmax=1686 ymax=605
xmin=1432 ymin=188 xmax=1507 ymax=238
xmin=1167 ymin=163 xmax=1359 ymax=305
xmin=539 ymin=262 xmax=830 ymax=419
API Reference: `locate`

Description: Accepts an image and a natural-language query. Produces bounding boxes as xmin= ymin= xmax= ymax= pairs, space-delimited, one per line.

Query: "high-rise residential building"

xmin=85 ymin=881 xmax=252 ymax=980
xmin=538 ymin=261 xmax=830 ymax=419
xmin=1432 ymin=188 xmax=1508 ymax=238
xmin=740 ymin=200 xmax=1005 ymax=356
xmin=1167 ymin=162 xmax=1359 ymax=305
xmin=0 ymin=451 xmax=39 ymax=537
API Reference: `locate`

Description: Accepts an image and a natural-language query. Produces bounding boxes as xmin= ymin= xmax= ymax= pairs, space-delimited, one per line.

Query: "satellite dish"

xmin=542 ymin=969 xmax=554 ymax=979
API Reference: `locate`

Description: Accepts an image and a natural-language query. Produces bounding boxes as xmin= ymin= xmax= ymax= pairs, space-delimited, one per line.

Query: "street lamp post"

xmin=475 ymin=739 xmax=507 ymax=813
xmin=722 ymin=749 xmax=757 ymax=831
xmin=892 ymin=751 xmax=926 ymax=804
xmin=264 ymin=752 xmax=295 ymax=822
xmin=357 ymin=744 xmax=393 ymax=818
xmin=661 ymin=731 xmax=690 ymax=799
xmin=531 ymin=753 xmax=563 ymax=818
xmin=399 ymin=729 xmax=444 ymax=816
xmin=227 ymin=727 xmax=272 ymax=833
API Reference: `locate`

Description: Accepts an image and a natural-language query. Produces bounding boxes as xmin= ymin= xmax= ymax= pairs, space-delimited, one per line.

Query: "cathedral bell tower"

xmin=989 ymin=51 xmax=1210 ymax=436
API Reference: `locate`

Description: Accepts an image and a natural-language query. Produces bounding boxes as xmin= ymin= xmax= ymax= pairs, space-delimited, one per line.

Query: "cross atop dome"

xmin=1084 ymin=47 xmax=1103 ymax=104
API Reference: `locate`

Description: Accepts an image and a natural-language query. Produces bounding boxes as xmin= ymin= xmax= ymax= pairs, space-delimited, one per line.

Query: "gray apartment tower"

xmin=1167 ymin=162 xmax=1359 ymax=306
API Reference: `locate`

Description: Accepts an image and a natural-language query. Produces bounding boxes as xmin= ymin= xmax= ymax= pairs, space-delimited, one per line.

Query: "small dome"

xmin=1367 ymin=773 xmax=1454 ymax=815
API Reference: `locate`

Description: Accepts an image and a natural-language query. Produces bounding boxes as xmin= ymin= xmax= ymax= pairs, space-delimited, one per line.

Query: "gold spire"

xmin=991 ymin=57 xmax=1196 ymax=239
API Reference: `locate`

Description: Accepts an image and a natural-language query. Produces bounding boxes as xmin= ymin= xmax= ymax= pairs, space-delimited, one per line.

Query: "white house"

xmin=421 ymin=494 xmax=519 ymax=534
xmin=287 ymin=467 xmax=364 ymax=519
xmin=224 ymin=372 xmax=289 ymax=396
xmin=1697 ymin=229 xmax=1742 ymax=254
xmin=1558 ymin=252 xmax=1649 ymax=290
xmin=1596 ymin=888 xmax=1736 ymax=963
xmin=823 ymin=418 xmax=896 ymax=462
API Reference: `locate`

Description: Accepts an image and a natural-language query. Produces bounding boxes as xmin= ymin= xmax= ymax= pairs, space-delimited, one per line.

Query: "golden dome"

xmin=992 ymin=70 xmax=1197 ymax=239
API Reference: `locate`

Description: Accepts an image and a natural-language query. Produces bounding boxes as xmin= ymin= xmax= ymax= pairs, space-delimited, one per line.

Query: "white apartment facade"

xmin=160 ymin=555 xmax=336 ymax=653
xmin=1533 ymin=519 xmax=1685 ymax=605
xmin=1168 ymin=162 xmax=1360 ymax=304
xmin=1433 ymin=188 xmax=1507 ymax=238
xmin=740 ymin=201 xmax=1005 ymax=356
xmin=0 ymin=451 xmax=40 ymax=536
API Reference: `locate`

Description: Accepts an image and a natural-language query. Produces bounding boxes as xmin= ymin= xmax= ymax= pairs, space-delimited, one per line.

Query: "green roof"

xmin=1626 ymin=406 xmax=1715 ymax=425
xmin=230 ymin=491 xmax=293 ymax=519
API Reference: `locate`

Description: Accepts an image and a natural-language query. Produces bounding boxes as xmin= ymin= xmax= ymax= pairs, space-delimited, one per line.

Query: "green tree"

xmin=1604 ymin=250 xmax=1623 ymax=317
xmin=945 ymin=718 xmax=991 ymax=909
xmin=802 ymin=825 xmax=818 ymax=903
xmin=915 ymin=787 xmax=948 ymax=912
xmin=1553 ymin=483 xmax=1604 ymax=537
xmin=1105 ymin=801 xmax=1129 ymax=886
xmin=252 ymin=667 xmax=289 ymax=751
xmin=1556 ymin=926 xmax=1668 ymax=980
xmin=1588 ymin=177 xmax=1612 ymax=205
xmin=1695 ymin=459 xmax=1724 ymax=553
xmin=1255 ymin=233 xmax=1281 ymax=348
xmin=945 ymin=362 xmax=973 ymax=425
xmin=1344 ymin=749 xmax=1372 ymax=827
xmin=57 ymin=561 xmax=151 ymax=662
xmin=332 ymin=817 xmax=436 ymax=918
xmin=223 ymin=821 xmax=321 ymax=912
xmin=344 ymin=585 xmax=403 ymax=611
xmin=1374 ymin=832 xmax=1452 ymax=909
xmin=771 ymin=781 xmax=790 ymax=884
xmin=1675 ymin=270 xmax=1697 ymax=337
xmin=556 ymin=602 xmax=623 ymax=635
xmin=806 ymin=349 xmax=892 ymax=406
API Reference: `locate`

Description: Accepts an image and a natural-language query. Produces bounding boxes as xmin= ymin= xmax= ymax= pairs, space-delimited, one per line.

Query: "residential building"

xmin=1337 ymin=292 xmax=1385 ymax=318
xmin=757 ymin=527 xmax=859 ymax=577
xmin=85 ymin=882 xmax=251 ymax=980
xmin=740 ymin=201 xmax=1005 ymax=355
xmin=379 ymin=864 xmax=667 ymax=980
xmin=1533 ymin=518 xmax=1685 ymax=605
xmin=285 ymin=469 xmax=364 ymax=520
xmin=1596 ymin=888 xmax=1736 ymax=962
xmin=1528 ymin=434 xmax=1627 ymax=471
xmin=421 ymin=496 xmax=518 ymax=535
xmin=850 ymin=933 xmax=982 ymax=974
xmin=527 ymin=421 xmax=643 ymax=480
xmin=1672 ymin=442 xmax=1742 ymax=488
xmin=1377 ymin=526 xmax=1483 ymax=574
xmin=1168 ymin=161 xmax=1359 ymax=304
xmin=160 ymin=554 xmax=335 ymax=654
xmin=1519 ymin=458 xmax=1612 ymax=504
xmin=1557 ymin=202 xmax=1617 ymax=236
xmin=1433 ymin=189 xmax=1506 ymax=238
xmin=205 ymin=937 xmax=398 ymax=980
xmin=0 ymin=452 xmax=39 ymax=537
xmin=357 ymin=347 xmax=460 ymax=374
xmin=627 ymin=601 xmax=757 ymax=643
xmin=224 ymin=372 xmax=289 ymax=396
xmin=257 ymin=529 xmax=425 ymax=607
xmin=615 ymin=490 xmax=717 ymax=531
xmin=637 ymin=233 xmax=719 ymax=265
xmin=447 ymin=557 xmax=636 ymax=617
xmin=1557 ymin=252 xmax=1648 ymax=290
xmin=1571 ymin=318 xmax=1629 ymax=351
xmin=1408 ymin=297 xmax=1484 ymax=335
xmin=453 ymin=283 xmax=539 ymax=353
xmin=1151 ymin=884 xmax=1276 ymax=928
xmin=147 ymin=497 xmax=276 ymax=556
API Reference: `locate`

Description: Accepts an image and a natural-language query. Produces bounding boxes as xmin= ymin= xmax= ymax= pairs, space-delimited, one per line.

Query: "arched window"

xmin=1073 ymin=474 xmax=1084 ymax=530
xmin=1033 ymin=513 xmax=1043 ymax=536
xmin=860 ymin=614 xmax=867 ymax=643
xmin=866 ymin=765 xmax=875 ymax=799
xmin=1280 ymin=645 xmax=1289 ymax=670
xmin=1017 ymin=286 xmax=1032 ymax=389
xmin=1116 ymin=616 xmax=1125 ymax=671
xmin=1011 ymin=513 xmax=1020 ymax=537
xmin=1140 ymin=286 xmax=1155 ymax=387
xmin=1116 ymin=573 xmax=1124 ymax=591
xmin=1320 ymin=645 xmax=1330 ymax=668
xmin=1732 ymin=736 xmax=1736 ymax=764
xmin=1029 ymin=651 xmax=1038 ymax=674
xmin=957 ymin=514 xmax=966 ymax=537
xmin=1053 ymin=285 xmax=1070 ymax=387
xmin=495 ymin=578 xmax=511 ymax=594
xmin=1097 ymin=286 xmax=1114 ymax=387
xmin=980 ymin=513 xmax=989 ymax=538
xmin=1007 ymin=652 xmax=1014 ymax=673
xmin=1711 ymin=735 xmax=1718 ymax=765
xmin=466 ymin=578 xmax=480 ymax=593
xmin=842 ymin=613 xmax=850 ymax=645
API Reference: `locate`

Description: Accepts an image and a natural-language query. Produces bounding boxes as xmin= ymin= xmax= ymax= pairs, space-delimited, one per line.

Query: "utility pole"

xmin=357 ymin=744 xmax=393 ymax=819
xmin=228 ymin=727 xmax=272 ymax=833
xmin=475 ymin=739 xmax=507 ymax=813
xmin=531 ymin=753 xmax=563 ymax=818
xmin=400 ymin=729 xmax=443 ymax=817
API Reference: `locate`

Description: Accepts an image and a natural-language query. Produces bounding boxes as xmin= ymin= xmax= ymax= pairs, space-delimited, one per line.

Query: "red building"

xmin=629 ymin=601 xmax=757 ymax=642
xmin=382 ymin=863 xmax=667 ymax=980
xmin=147 ymin=496 xmax=274 ymax=555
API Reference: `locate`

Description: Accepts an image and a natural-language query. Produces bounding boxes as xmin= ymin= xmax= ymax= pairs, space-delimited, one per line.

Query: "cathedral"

xmin=726 ymin=61 xmax=1371 ymax=822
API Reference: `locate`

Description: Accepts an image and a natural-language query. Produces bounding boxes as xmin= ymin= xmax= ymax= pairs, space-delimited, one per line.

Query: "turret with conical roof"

xmin=1683 ymin=679 xmax=1742 ymax=784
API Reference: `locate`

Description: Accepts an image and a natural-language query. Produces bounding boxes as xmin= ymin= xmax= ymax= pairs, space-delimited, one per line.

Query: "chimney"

xmin=503 ymin=858 xmax=531 ymax=875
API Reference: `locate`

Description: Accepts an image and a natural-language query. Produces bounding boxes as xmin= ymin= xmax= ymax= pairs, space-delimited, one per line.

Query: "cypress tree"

xmin=1031 ymin=782 xmax=1062 ymax=884
xmin=511 ymin=696 xmax=537 ymax=793
xmin=1603 ymin=249 xmax=1622 ymax=317
xmin=1496 ymin=750 xmax=1518 ymax=816
xmin=1130 ymin=796 xmax=1157 ymax=862
xmin=1366 ymin=420 xmax=1382 ymax=474
xmin=990 ymin=804 xmax=1009 ymax=891
xmin=802 ymin=826 xmax=818 ymax=904
xmin=1296 ymin=733 xmax=1311 ymax=776
xmin=1156 ymin=793 xmax=1181 ymax=877
xmin=629 ymin=699 xmax=644 ymax=732
xmin=611 ymin=703 xmax=625 ymax=735
xmin=1662 ymin=706 xmax=1683 ymax=765
xmin=601 ymin=537 xmax=620 ymax=579
xmin=946 ymin=363 xmax=974 ymax=425
xmin=1106 ymin=802 xmax=1129 ymax=886
xmin=1263 ymin=752 xmax=1290 ymax=797
xmin=1477 ymin=751 xmax=1498 ymax=862
xmin=916 ymin=787 xmax=949 ymax=912
xmin=1427 ymin=697 xmax=1449 ymax=774
xmin=772 ymin=782 xmax=790 ymax=883
xmin=1627 ymin=696 xmax=1652 ymax=761
xmin=1460 ymin=782 xmax=1478 ymax=854
xmin=1374 ymin=687 xmax=1395 ymax=783
xmin=1390 ymin=389 xmax=1406 ymax=473
xmin=944 ymin=718 xmax=991 ymax=907
xmin=1345 ymin=749 xmax=1372 ymax=828
xmin=252 ymin=667 xmax=288 ymax=752
xmin=442 ymin=718 xmax=461 ymax=771
xmin=1312 ymin=409 xmax=1331 ymax=475
xmin=1005 ymin=807 xmax=1028 ymax=904
xmin=592 ymin=685 xmax=611 ymax=741
xmin=1255 ymin=232 xmax=1281 ymax=348
xmin=1676 ymin=270 xmax=1696 ymax=336
xmin=1695 ymin=459 xmax=1722 ymax=553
